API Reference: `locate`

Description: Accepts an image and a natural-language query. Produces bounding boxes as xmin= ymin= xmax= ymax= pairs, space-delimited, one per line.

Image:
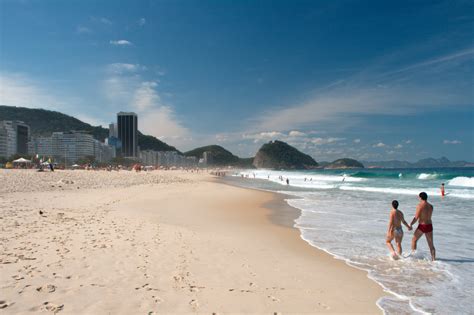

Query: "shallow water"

xmin=233 ymin=168 xmax=474 ymax=315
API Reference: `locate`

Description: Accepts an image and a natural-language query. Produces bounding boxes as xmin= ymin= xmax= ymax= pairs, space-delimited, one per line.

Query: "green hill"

xmin=184 ymin=145 xmax=240 ymax=166
xmin=253 ymin=140 xmax=318 ymax=169
xmin=0 ymin=105 xmax=179 ymax=152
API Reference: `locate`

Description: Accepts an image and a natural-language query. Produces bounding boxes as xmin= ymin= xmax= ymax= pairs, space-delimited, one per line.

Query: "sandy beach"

xmin=0 ymin=169 xmax=385 ymax=314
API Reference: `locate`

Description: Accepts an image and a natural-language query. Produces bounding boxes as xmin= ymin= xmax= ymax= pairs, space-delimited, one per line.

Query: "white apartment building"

xmin=0 ymin=120 xmax=30 ymax=158
xmin=28 ymin=136 xmax=53 ymax=157
xmin=28 ymin=131 xmax=115 ymax=164
xmin=139 ymin=150 xmax=197 ymax=167
xmin=51 ymin=131 xmax=95 ymax=164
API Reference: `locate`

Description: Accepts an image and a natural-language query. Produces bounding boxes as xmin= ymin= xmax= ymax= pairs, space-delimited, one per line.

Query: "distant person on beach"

xmin=410 ymin=192 xmax=436 ymax=261
xmin=386 ymin=200 xmax=411 ymax=258
xmin=286 ymin=178 xmax=290 ymax=185
xmin=440 ymin=183 xmax=445 ymax=197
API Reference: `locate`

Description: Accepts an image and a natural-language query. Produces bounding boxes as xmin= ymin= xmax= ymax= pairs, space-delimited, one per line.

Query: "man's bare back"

xmin=416 ymin=201 xmax=433 ymax=224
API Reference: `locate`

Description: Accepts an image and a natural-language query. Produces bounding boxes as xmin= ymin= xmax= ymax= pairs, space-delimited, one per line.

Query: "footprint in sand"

xmin=151 ymin=295 xmax=163 ymax=303
xmin=317 ymin=302 xmax=330 ymax=310
xmin=189 ymin=299 xmax=199 ymax=309
xmin=41 ymin=302 xmax=63 ymax=313
xmin=12 ymin=274 xmax=25 ymax=280
xmin=0 ymin=300 xmax=13 ymax=309
xmin=36 ymin=285 xmax=56 ymax=293
xmin=267 ymin=295 xmax=280 ymax=302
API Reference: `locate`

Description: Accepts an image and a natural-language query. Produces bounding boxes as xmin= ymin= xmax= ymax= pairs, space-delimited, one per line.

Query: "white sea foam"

xmin=447 ymin=176 xmax=474 ymax=187
xmin=417 ymin=173 xmax=438 ymax=180
xmin=338 ymin=185 xmax=474 ymax=199
xmin=233 ymin=168 xmax=474 ymax=314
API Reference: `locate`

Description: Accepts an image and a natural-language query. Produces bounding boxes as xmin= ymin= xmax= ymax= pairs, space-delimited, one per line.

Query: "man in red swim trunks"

xmin=410 ymin=192 xmax=436 ymax=261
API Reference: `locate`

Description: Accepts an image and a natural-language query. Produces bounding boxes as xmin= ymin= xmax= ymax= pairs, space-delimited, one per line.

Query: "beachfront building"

xmin=199 ymin=151 xmax=213 ymax=167
xmin=93 ymin=139 xmax=115 ymax=162
xmin=139 ymin=150 xmax=197 ymax=167
xmin=109 ymin=122 xmax=118 ymax=138
xmin=117 ymin=112 xmax=138 ymax=158
xmin=28 ymin=131 xmax=115 ymax=164
xmin=0 ymin=120 xmax=30 ymax=158
xmin=51 ymin=131 xmax=95 ymax=165
xmin=0 ymin=124 xmax=8 ymax=158
xmin=28 ymin=136 xmax=53 ymax=157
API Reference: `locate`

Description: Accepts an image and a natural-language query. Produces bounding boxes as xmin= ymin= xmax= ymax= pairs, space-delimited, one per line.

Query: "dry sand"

xmin=0 ymin=169 xmax=385 ymax=314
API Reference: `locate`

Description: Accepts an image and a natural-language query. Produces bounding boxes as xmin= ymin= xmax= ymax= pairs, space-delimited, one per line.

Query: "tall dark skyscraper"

xmin=16 ymin=123 xmax=29 ymax=155
xmin=117 ymin=112 xmax=138 ymax=157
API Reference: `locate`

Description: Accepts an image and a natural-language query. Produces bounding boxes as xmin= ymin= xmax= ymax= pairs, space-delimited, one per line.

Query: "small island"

xmin=324 ymin=158 xmax=364 ymax=169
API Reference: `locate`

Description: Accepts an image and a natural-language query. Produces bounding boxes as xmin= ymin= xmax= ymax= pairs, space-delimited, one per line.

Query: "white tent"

xmin=13 ymin=157 xmax=32 ymax=163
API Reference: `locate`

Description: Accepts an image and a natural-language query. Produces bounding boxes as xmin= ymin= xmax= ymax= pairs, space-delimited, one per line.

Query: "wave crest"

xmin=447 ymin=176 xmax=474 ymax=187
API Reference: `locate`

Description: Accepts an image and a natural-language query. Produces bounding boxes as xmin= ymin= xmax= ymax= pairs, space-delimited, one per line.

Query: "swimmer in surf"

xmin=386 ymin=200 xmax=411 ymax=258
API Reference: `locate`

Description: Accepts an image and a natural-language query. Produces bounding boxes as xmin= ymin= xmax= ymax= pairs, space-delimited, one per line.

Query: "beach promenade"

xmin=0 ymin=169 xmax=384 ymax=313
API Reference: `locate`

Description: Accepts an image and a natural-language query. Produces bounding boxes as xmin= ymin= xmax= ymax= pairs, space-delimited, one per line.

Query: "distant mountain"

xmin=363 ymin=157 xmax=473 ymax=168
xmin=325 ymin=158 xmax=364 ymax=169
xmin=0 ymin=105 xmax=179 ymax=153
xmin=253 ymin=140 xmax=318 ymax=170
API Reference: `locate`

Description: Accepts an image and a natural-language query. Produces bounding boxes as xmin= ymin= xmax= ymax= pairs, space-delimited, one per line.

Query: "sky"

xmin=0 ymin=0 xmax=473 ymax=161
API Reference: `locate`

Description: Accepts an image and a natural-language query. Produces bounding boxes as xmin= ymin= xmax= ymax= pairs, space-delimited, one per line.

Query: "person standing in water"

xmin=286 ymin=178 xmax=289 ymax=185
xmin=386 ymin=200 xmax=411 ymax=258
xmin=410 ymin=192 xmax=436 ymax=261
xmin=440 ymin=183 xmax=445 ymax=197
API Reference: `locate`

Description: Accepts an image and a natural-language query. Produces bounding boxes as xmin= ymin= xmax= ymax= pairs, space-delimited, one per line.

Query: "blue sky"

xmin=0 ymin=0 xmax=473 ymax=161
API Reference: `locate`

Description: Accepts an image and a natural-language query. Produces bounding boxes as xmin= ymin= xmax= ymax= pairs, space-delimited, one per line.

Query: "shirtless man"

xmin=410 ymin=192 xmax=436 ymax=261
xmin=386 ymin=200 xmax=411 ymax=258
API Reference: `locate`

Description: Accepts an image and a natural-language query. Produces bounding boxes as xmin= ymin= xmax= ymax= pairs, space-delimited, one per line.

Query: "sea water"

xmin=232 ymin=168 xmax=474 ymax=314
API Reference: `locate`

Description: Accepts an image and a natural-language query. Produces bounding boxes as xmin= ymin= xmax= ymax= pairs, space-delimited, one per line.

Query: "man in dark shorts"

xmin=410 ymin=192 xmax=436 ymax=261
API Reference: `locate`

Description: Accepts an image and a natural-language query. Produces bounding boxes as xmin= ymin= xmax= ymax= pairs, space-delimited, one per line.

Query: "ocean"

xmin=231 ymin=168 xmax=474 ymax=315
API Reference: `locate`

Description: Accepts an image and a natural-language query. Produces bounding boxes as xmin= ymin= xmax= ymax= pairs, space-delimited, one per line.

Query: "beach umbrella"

xmin=13 ymin=157 xmax=32 ymax=163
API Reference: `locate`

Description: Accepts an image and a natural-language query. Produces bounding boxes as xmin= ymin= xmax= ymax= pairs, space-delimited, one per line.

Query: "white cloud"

xmin=243 ymin=131 xmax=285 ymax=143
xmin=395 ymin=144 xmax=403 ymax=149
xmin=249 ymin=48 xmax=473 ymax=132
xmin=139 ymin=106 xmax=189 ymax=140
xmin=405 ymin=140 xmax=412 ymax=144
xmin=311 ymin=137 xmax=345 ymax=145
xmin=138 ymin=18 xmax=146 ymax=26
xmin=91 ymin=16 xmax=112 ymax=25
xmin=132 ymin=81 xmax=159 ymax=111
xmin=288 ymin=130 xmax=306 ymax=137
xmin=110 ymin=40 xmax=132 ymax=46
xmin=443 ymin=140 xmax=462 ymax=145
xmin=0 ymin=72 xmax=66 ymax=110
xmin=101 ymin=70 xmax=189 ymax=142
xmin=107 ymin=63 xmax=146 ymax=74
xmin=0 ymin=72 xmax=95 ymax=123
xmin=76 ymin=25 xmax=92 ymax=34
xmin=373 ymin=142 xmax=386 ymax=148
xmin=354 ymin=138 xmax=361 ymax=143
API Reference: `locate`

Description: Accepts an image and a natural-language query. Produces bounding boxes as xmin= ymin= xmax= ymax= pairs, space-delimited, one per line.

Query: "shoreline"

xmin=219 ymin=175 xmax=392 ymax=311
xmin=1 ymin=169 xmax=385 ymax=313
